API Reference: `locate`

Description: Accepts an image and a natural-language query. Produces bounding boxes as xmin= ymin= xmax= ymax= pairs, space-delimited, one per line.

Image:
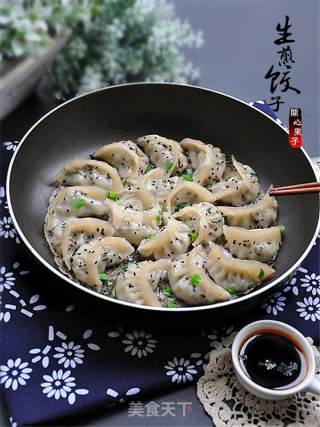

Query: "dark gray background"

xmin=173 ymin=0 xmax=319 ymax=157
xmin=0 ymin=1 xmax=319 ymax=426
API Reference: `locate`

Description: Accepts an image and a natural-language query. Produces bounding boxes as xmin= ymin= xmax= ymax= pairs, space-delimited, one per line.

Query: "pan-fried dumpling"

xmin=208 ymin=156 xmax=260 ymax=206
xmin=118 ymin=185 xmax=157 ymax=210
xmin=138 ymin=218 xmax=191 ymax=259
xmin=56 ymin=159 xmax=124 ymax=192
xmin=116 ymin=259 xmax=170 ymax=307
xmin=93 ymin=140 xmax=148 ymax=179
xmin=45 ymin=131 xmax=285 ymax=308
xmin=207 ymin=242 xmax=275 ymax=294
xmin=61 ymin=218 xmax=114 ymax=269
xmin=166 ymin=182 xmax=214 ymax=213
xmin=180 ymin=138 xmax=226 ymax=184
xmin=174 ymin=202 xmax=224 ymax=245
xmin=108 ymin=201 xmax=159 ymax=245
xmin=168 ymin=245 xmax=230 ymax=305
xmin=44 ymin=186 xmax=109 ymax=254
xmin=218 ymin=191 xmax=278 ymax=229
xmin=137 ymin=135 xmax=187 ymax=175
xmin=134 ymin=168 xmax=181 ymax=201
xmin=223 ymin=225 xmax=284 ymax=263
xmin=115 ymin=262 xmax=159 ymax=307
xmin=45 ymin=186 xmax=109 ymax=232
xmin=72 ymin=237 xmax=134 ymax=291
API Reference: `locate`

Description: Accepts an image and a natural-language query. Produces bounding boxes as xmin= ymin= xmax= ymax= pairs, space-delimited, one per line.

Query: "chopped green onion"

xmin=174 ymin=202 xmax=188 ymax=212
xmin=280 ymin=227 xmax=285 ymax=238
xmin=111 ymin=288 xmax=116 ymax=298
xmin=73 ymin=198 xmax=85 ymax=209
xmin=181 ymin=172 xmax=193 ymax=181
xmin=190 ymin=273 xmax=201 ymax=286
xmin=155 ymin=214 xmax=162 ymax=225
xmin=122 ymin=178 xmax=128 ymax=185
xmin=144 ymin=163 xmax=154 ymax=173
xmin=189 ymin=231 xmax=198 ymax=242
xmin=121 ymin=261 xmax=129 ymax=271
xmin=259 ymin=269 xmax=265 ymax=280
xmin=226 ymin=288 xmax=238 ymax=296
xmin=163 ymin=287 xmax=174 ymax=297
xmin=99 ymin=272 xmax=109 ymax=281
xmin=165 ymin=300 xmax=177 ymax=308
xmin=106 ymin=190 xmax=118 ymax=201
xmin=165 ymin=161 xmax=174 ymax=171
xmin=145 ymin=233 xmax=154 ymax=240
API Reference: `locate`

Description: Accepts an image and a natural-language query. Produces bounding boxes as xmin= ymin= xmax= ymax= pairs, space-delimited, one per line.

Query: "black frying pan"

xmin=6 ymin=83 xmax=320 ymax=321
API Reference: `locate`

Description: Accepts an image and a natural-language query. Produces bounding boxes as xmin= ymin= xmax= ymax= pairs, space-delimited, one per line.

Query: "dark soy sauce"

xmin=239 ymin=331 xmax=306 ymax=390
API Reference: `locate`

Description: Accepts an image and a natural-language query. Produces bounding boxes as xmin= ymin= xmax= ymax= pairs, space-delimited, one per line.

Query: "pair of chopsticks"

xmin=270 ymin=181 xmax=320 ymax=196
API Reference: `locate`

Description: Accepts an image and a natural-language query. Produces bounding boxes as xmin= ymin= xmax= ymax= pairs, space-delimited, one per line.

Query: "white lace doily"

xmin=197 ymin=334 xmax=320 ymax=426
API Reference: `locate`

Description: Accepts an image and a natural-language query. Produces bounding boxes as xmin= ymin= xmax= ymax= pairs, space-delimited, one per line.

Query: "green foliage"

xmin=52 ymin=0 xmax=203 ymax=99
xmin=0 ymin=0 xmax=91 ymax=62
xmin=0 ymin=1 xmax=48 ymax=60
xmin=0 ymin=0 xmax=203 ymax=99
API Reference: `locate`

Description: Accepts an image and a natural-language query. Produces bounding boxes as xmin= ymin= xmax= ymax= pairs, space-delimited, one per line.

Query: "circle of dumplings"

xmin=44 ymin=135 xmax=284 ymax=308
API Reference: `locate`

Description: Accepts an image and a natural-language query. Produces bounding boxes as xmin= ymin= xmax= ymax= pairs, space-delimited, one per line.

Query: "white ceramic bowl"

xmin=232 ymin=320 xmax=320 ymax=400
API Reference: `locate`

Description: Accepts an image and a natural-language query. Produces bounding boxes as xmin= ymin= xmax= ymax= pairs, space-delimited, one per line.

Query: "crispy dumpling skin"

xmin=108 ymin=201 xmax=159 ymax=245
xmin=116 ymin=259 xmax=170 ymax=307
xmin=138 ymin=218 xmax=191 ymax=259
xmin=61 ymin=218 xmax=114 ymax=269
xmin=174 ymin=202 xmax=224 ymax=245
xmin=207 ymin=242 xmax=275 ymax=293
xmin=56 ymin=159 xmax=124 ymax=192
xmin=208 ymin=156 xmax=260 ymax=206
xmin=44 ymin=186 xmax=110 ymax=255
xmin=218 ymin=191 xmax=278 ymax=229
xmin=118 ymin=185 xmax=157 ymax=210
xmin=168 ymin=245 xmax=230 ymax=305
xmin=72 ymin=237 xmax=134 ymax=291
xmin=166 ymin=182 xmax=215 ymax=213
xmin=223 ymin=225 xmax=283 ymax=263
xmin=180 ymin=138 xmax=226 ymax=184
xmin=137 ymin=134 xmax=187 ymax=175
xmin=133 ymin=168 xmax=182 ymax=202
xmin=93 ymin=140 xmax=148 ymax=178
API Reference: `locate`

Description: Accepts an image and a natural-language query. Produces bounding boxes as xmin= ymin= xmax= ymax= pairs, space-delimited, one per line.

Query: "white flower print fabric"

xmin=297 ymin=297 xmax=320 ymax=322
xmin=165 ymin=357 xmax=197 ymax=383
xmin=108 ymin=327 xmax=157 ymax=358
xmin=300 ymin=273 xmax=320 ymax=296
xmin=260 ymin=262 xmax=320 ymax=329
xmin=0 ymin=104 xmax=319 ymax=427
xmin=0 ymin=359 xmax=32 ymax=391
xmin=3 ymin=141 xmax=19 ymax=152
xmin=53 ymin=342 xmax=85 ymax=368
xmin=262 ymin=292 xmax=287 ymax=315
xmin=0 ymin=216 xmax=20 ymax=244
xmin=41 ymin=369 xmax=89 ymax=404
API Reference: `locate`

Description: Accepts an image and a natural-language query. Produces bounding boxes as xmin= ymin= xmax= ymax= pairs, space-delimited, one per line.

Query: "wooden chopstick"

xmin=270 ymin=181 xmax=320 ymax=196
xmin=271 ymin=181 xmax=320 ymax=191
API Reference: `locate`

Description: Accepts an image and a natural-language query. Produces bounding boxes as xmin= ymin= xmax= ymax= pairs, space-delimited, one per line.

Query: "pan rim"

xmin=6 ymin=82 xmax=320 ymax=312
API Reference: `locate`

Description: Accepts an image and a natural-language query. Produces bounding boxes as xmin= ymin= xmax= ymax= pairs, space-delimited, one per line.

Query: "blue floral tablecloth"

xmin=0 ymin=101 xmax=319 ymax=426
